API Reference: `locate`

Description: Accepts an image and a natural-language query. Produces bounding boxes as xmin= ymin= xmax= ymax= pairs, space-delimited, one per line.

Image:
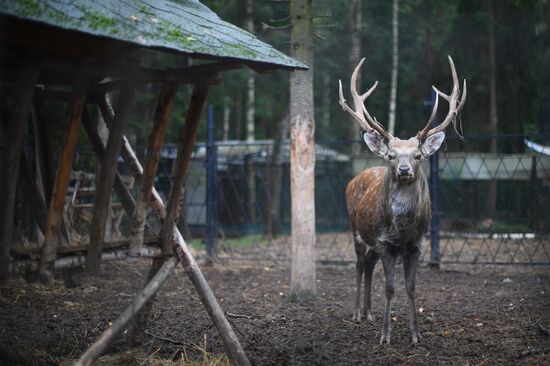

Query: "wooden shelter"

xmin=0 ymin=1 xmax=306 ymax=364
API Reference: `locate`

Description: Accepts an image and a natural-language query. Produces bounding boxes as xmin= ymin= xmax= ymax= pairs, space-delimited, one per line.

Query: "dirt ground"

xmin=1 ymin=246 xmax=549 ymax=365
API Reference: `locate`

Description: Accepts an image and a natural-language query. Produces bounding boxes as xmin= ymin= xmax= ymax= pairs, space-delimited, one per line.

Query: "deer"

xmin=338 ymin=56 xmax=466 ymax=345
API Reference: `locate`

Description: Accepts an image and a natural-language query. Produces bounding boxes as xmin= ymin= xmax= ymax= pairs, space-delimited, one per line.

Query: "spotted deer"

xmin=339 ymin=56 xmax=466 ymax=344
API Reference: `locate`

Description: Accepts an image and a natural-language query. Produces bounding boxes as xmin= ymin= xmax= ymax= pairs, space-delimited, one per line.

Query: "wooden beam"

xmin=81 ymin=108 xmax=136 ymax=217
xmin=11 ymin=246 xmax=162 ymax=276
xmin=174 ymin=242 xmax=251 ymax=366
xmin=38 ymin=59 xmax=92 ymax=283
xmin=160 ymin=81 xmax=250 ymax=366
xmin=159 ymin=81 xmax=209 ymax=255
xmin=98 ymin=81 xmax=250 ymax=366
xmin=0 ymin=56 xmax=41 ymax=284
xmin=128 ymin=81 xmax=178 ymax=259
xmin=18 ymin=152 xmax=48 ymax=234
xmin=95 ymin=95 xmax=169 ymax=229
xmin=74 ymin=257 xmax=178 ymax=366
xmin=86 ymin=69 xmax=136 ymax=273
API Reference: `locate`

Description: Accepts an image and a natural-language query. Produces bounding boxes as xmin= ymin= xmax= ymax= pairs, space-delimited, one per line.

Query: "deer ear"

xmin=363 ymin=132 xmax=388 ymax=157
xmin=421 ymin=131 xmax=445 ymax=156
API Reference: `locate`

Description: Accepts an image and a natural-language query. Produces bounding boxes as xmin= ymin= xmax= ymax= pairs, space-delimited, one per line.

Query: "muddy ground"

xmin=0 ymin=246 xmax=549 ymax=365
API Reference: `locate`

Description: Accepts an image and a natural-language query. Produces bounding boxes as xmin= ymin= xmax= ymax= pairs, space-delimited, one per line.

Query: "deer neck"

xmin=382 ymin=168 xmax=430 ymax=224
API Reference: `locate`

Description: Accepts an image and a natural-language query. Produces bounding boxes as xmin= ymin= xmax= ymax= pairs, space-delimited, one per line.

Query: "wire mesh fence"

xmin=150 ymin=134 xmax=550 ymax=265
xmin=68 ymin=134 xmax=550 ymax=265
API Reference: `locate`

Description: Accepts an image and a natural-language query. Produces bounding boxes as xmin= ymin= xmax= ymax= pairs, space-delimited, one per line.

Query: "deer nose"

xmin=398 ymin=166 xmax=410 ymax=175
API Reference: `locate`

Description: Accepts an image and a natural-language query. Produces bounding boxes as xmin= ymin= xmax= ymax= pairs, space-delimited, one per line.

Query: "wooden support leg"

xmin=38 ymin=60 xmax=92 ymax=283
xmin=100 ymin=82 xmax=250 ymax=365
xmin=81 ymin=109 xmax=136 ymax=216
xmin=161 ymin=81 xmax=251 ymax=366
xmin=86 ymin=74 xmax=136 ymax=274
xmin=159 ymin=82 xmax=209 ymax=254
xmin=128 ymin=81 xmax=178 ymax=259
xmin=74 ymin=257 xmax=178 ymax=366
xmin=0 ymin=57 xmax=41 ymax=284
xmin=18 ymin=152 xmax=48 ymax=234
xmin=33 ymin=94 xmax=55 ymax=201
xmin=95 ymin=94 xmax=168 ymax=222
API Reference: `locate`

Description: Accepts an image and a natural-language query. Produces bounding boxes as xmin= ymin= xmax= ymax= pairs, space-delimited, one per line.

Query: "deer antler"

xmin=339 ymin=58 xmax=392 ymax=142
xmin=417 ymin=55 xmax=467 ymax=142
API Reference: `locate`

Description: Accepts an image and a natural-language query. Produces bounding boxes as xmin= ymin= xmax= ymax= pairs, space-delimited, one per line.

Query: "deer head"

xmin=338 ymin=56 xmax=467 ymax=184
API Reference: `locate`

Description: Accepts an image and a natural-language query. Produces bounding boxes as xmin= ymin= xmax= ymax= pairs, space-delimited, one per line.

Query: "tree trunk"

xmin=268 ymin=109 xmax=289 ymax=237
xmin=246 ymin=0 xmax=257 ymax=225
xmin=348 ymin=0 xmax=362 ymax=142
xmin=387 ymin=0 xmax=399 ymax=136
xmin=222 ymin=96 xmax=230 ymax=141
xmin=487 ymin=0 xmax=498 ymax=219
xmin=289 ymin=0 xmax=316 ymax=302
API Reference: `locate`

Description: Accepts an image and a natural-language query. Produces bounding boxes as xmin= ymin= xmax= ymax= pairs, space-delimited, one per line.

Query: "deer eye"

xmin=414 ymin=153 xmax=422 ymax=160
xmin=387 ymin=152 xmax=396 ymax=160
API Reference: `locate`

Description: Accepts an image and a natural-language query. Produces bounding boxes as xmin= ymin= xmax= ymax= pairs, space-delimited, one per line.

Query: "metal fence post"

xmin=206 ymin=105 xmax=217 ymax=258
xmin=427 ymin=90 xmax=441 ymax=268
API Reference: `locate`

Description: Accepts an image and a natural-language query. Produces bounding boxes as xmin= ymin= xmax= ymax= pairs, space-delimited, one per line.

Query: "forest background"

xmin=53 ymin=0 xmax=550 ymax=154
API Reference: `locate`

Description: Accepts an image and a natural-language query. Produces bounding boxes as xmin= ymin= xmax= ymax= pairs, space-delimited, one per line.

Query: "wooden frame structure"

xmin=0 ymin=1 xmax=306 ymax=365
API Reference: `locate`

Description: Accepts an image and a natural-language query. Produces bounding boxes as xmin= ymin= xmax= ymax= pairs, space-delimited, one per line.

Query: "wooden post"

xmin=87 ymin=72 xmax=136 ymax=273
xmin=81 ymin=108 xmax=136 ymax=217
xmin=18 ymin=153 xmax=48 ymax=234
xmin=128 ymin=82 xmax=178 ymax=259
xmin=95 ymin=95 xmax=168 ymax=222
xmin=160 ymin=81 xmax=250 ymax=366
xmin=37 ymin=60 xmax=91 ymax=283
xmin=99 ymin=81 xmax=250 ymax=365
xmin=0 ymin=57 xmax=41 ymax=283
xmin=159 ymin=81 xmax=209 ymax=255
xmin=74 ymin=257 xmax=178 ymax=366
xmin=33 ymin=94 xmax=55 ymax=201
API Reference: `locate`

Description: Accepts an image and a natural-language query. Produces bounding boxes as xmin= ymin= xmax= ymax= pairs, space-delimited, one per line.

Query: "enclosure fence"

xmin=68 ymin=134 xmax=550 ymax=266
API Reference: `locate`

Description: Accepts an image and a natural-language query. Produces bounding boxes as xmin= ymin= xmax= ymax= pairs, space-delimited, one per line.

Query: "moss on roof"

xmin=0 ymin=0 xmax=307 ymax=70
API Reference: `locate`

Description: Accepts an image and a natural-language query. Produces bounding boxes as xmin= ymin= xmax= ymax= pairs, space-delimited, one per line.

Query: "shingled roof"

xmin=0 ymin=0 xmax=307 ymax=71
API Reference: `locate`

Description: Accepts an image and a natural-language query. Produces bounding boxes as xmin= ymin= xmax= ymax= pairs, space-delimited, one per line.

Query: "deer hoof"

xmin=411 ymin=331 xmax=421 ymax=345
xmin=365 ymin=311 xmax=374 ymax=322
xmin=353 ymin=309 xmax=362 ymax=322
xmin=379 ymin=334 xmax=391 ymax=345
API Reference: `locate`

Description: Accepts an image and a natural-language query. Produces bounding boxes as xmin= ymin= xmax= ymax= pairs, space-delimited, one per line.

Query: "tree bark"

xmin=268 ymin=109 xmax=289 ymax=237
xmin=387 ymin=0 xmax=399 ymax=136
xmin=38 ymin=59 xmax=91 ymax=283
xmin=487 ymin=0 xmax=498 ymax=219
xmin=289 ymin=0 xmax=316 ymax=302
xmin=0 ymin=56 xmax=41 ymax=283
xmin=348 ymin=0 xmax=362 ymax=142
xmin=246 ymin=0 xmax=257 ymax=225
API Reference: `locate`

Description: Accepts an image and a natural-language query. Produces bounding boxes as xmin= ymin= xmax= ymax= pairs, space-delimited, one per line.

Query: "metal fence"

xmin=150 ymin=133 xmax=550 ymax=266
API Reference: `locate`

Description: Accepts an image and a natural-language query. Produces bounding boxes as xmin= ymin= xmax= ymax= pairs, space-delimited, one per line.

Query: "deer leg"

xmin=380 ymin=252 xmax=396 ymax=345
xmin=404 ymin=250 xmax=421 ymax=344
xmin=353 ymin=253 xmax=365 ymax=321
xmin=353 ymin=238 xmax=366 ymax=321
xmin=363 ymin=249 xmax=379 ymax=321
